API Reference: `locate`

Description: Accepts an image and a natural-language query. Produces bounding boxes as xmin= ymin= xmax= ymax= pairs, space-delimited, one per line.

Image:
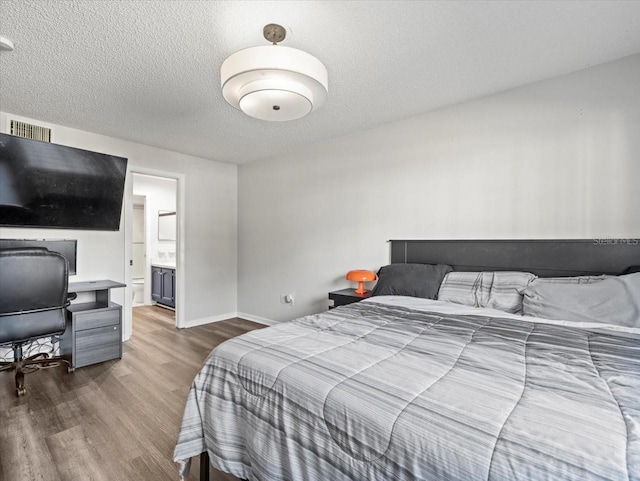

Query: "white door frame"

xmin=132 ymin=195 xmax=147 ymax=285
xmin=122 ymin=166 xmax=186 ymax=340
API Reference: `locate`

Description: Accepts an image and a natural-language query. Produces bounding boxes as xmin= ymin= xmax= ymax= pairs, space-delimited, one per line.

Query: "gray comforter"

xmin=174 ymin=301 xmax=640 ymax=480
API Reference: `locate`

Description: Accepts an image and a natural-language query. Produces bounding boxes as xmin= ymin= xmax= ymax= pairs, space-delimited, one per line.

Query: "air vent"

xmin=10 ymin=119 xmax=52 ymax=142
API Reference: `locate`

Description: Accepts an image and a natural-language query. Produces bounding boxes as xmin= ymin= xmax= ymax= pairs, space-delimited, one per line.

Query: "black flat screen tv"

xmin=0 ymin=133 xmax=128 ymax=230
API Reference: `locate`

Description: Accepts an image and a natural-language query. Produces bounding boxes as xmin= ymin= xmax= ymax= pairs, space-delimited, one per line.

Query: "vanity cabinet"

xmin=151 ymin=265 xmax=175 ymax=308
xmin=151 ymin=267 xmax=163 ymax=302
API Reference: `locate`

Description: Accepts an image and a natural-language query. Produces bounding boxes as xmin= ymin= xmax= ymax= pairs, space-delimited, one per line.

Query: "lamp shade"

xmin=221 ymin=45 xmax=328 ymax=122
xmin=346 ymin=270 xmax=378 ymax=295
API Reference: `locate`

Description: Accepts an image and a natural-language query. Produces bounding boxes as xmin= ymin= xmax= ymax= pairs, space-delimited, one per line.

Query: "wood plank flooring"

xmin=0 ymin=306 xmax=265 ymax=481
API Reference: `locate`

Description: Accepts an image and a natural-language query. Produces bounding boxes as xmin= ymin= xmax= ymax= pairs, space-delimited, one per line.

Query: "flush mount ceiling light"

xmin=221 ymin=24 xmax=328 ymax=122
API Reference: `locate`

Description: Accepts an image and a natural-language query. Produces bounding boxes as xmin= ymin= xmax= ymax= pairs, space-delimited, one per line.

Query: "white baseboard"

xmin=236 ymin=312 xmax=277 ymax=326
xmin=181 ymin=311 xmax=276 ymax=328
xmin=182 ymin=312 xmax=239 ymax=328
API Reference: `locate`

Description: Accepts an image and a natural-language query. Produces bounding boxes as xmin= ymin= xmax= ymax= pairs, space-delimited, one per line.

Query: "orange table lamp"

xmin=346 ymin=270 xmax=378 ymax=295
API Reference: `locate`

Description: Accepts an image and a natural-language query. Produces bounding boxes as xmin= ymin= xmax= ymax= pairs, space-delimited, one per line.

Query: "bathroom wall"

xmin=132 ymin=195 xmax=146 ymax=280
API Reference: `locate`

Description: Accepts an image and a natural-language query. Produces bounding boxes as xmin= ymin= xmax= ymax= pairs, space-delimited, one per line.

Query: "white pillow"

xmin=438 ymin=271 xmax=536 ymax=314
xmin=436 ymin=272 xmax=480 ymax=307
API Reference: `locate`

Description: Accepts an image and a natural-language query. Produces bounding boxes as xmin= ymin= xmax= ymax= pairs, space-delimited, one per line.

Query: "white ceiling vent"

xmin=10 ymin=119 xmax=52 ymax=142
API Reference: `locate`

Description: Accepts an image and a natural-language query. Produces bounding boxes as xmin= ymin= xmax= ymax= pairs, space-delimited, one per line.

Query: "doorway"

xmin=123 ymin=168 xmax=184 ymax=339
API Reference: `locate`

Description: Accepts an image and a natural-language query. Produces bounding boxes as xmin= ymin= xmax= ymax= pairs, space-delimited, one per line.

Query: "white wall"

xmin=238 ymin=54 xmax=640 ymax=323
xmin=0 ymin=112 xmax=238 ymax=336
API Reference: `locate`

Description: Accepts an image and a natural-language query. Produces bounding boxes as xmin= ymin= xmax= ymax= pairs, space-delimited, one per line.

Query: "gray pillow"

xmin=522 ymin=273 xmax=640 ymax=328
xmin=372 ymin=263 xmax=452 ymax=299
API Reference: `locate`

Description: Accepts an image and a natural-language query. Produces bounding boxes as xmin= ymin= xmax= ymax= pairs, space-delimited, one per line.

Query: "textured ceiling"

xmin=1 ymin=1 xmax=640 ymax=165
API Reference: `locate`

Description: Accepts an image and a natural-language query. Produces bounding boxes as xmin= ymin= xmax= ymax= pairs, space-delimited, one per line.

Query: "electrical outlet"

xmin=280 ymin=294 xmax=295 ymax=307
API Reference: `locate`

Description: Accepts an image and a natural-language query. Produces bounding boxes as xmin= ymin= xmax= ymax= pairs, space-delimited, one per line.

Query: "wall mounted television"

xmin=0 ymin=133 xmax=128 ymax=230
xmin=0 ymin=239 xmax=77 ymax=275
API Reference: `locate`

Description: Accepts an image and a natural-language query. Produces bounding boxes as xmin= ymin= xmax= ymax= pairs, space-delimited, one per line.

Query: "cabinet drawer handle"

xmin=113 ymin=327 xmax=117 ymax=330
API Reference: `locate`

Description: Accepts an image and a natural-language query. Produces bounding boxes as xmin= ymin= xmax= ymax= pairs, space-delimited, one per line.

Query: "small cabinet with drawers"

xmin=60 ymin=280 xmax=125 ymax=370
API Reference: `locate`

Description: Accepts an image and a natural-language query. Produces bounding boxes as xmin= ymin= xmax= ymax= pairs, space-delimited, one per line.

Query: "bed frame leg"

xmin=200 ymin=451 xmax=210 ymax=481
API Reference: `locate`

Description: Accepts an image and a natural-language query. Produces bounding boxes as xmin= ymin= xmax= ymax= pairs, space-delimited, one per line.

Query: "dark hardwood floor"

xmin=0 ymin=306 xmax=265 ymax=481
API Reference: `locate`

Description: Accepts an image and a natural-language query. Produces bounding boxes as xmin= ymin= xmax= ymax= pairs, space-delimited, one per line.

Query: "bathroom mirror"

xmin=158 ymin=210 xmax=176 ymax=241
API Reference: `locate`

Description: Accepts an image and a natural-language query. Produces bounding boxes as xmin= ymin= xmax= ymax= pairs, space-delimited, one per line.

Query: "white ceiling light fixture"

xmin=221 ymin=24 xmax=328 ymax=122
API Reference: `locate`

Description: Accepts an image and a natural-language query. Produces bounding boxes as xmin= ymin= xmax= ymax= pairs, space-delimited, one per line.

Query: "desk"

xmin=60 ymin=280 xmax=125 ymax=369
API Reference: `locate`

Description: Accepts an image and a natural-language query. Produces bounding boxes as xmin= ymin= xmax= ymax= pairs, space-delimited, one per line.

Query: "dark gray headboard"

xmin=390 ymin=239 xmax=640 ymax=277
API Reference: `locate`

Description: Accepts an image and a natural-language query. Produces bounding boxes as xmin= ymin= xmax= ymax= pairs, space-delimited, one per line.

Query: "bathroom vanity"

xmin=151 ymin=263 xmax=175 ymax=308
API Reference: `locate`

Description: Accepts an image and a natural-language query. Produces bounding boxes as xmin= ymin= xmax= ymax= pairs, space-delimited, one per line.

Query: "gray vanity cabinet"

xmin=151 ymin=266 xmax=175 ymax=308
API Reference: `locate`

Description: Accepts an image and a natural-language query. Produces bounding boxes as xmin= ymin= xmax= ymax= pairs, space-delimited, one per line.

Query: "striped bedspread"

xmin=174 ymin=299 xmax=640 ymax=481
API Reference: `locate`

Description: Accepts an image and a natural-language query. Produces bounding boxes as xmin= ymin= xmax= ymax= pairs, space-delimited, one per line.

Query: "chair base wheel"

xmin=67 ymin=366 xmax=75 ymax=373
xmin=16 ymin=387 xmax=26 ymax=396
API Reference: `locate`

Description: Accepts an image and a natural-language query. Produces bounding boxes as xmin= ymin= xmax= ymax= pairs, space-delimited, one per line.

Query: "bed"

xmin=174 ymin=239 xmax=640 ymax=481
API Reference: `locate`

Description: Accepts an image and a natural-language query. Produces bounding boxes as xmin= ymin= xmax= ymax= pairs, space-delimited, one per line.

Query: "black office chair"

xmin=0 ymin=248 xmax=72 ymax=396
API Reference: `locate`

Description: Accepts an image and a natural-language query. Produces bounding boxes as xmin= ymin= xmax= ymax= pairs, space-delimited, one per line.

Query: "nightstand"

xmin=328 ymin=288 xmax=372 ymax=308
